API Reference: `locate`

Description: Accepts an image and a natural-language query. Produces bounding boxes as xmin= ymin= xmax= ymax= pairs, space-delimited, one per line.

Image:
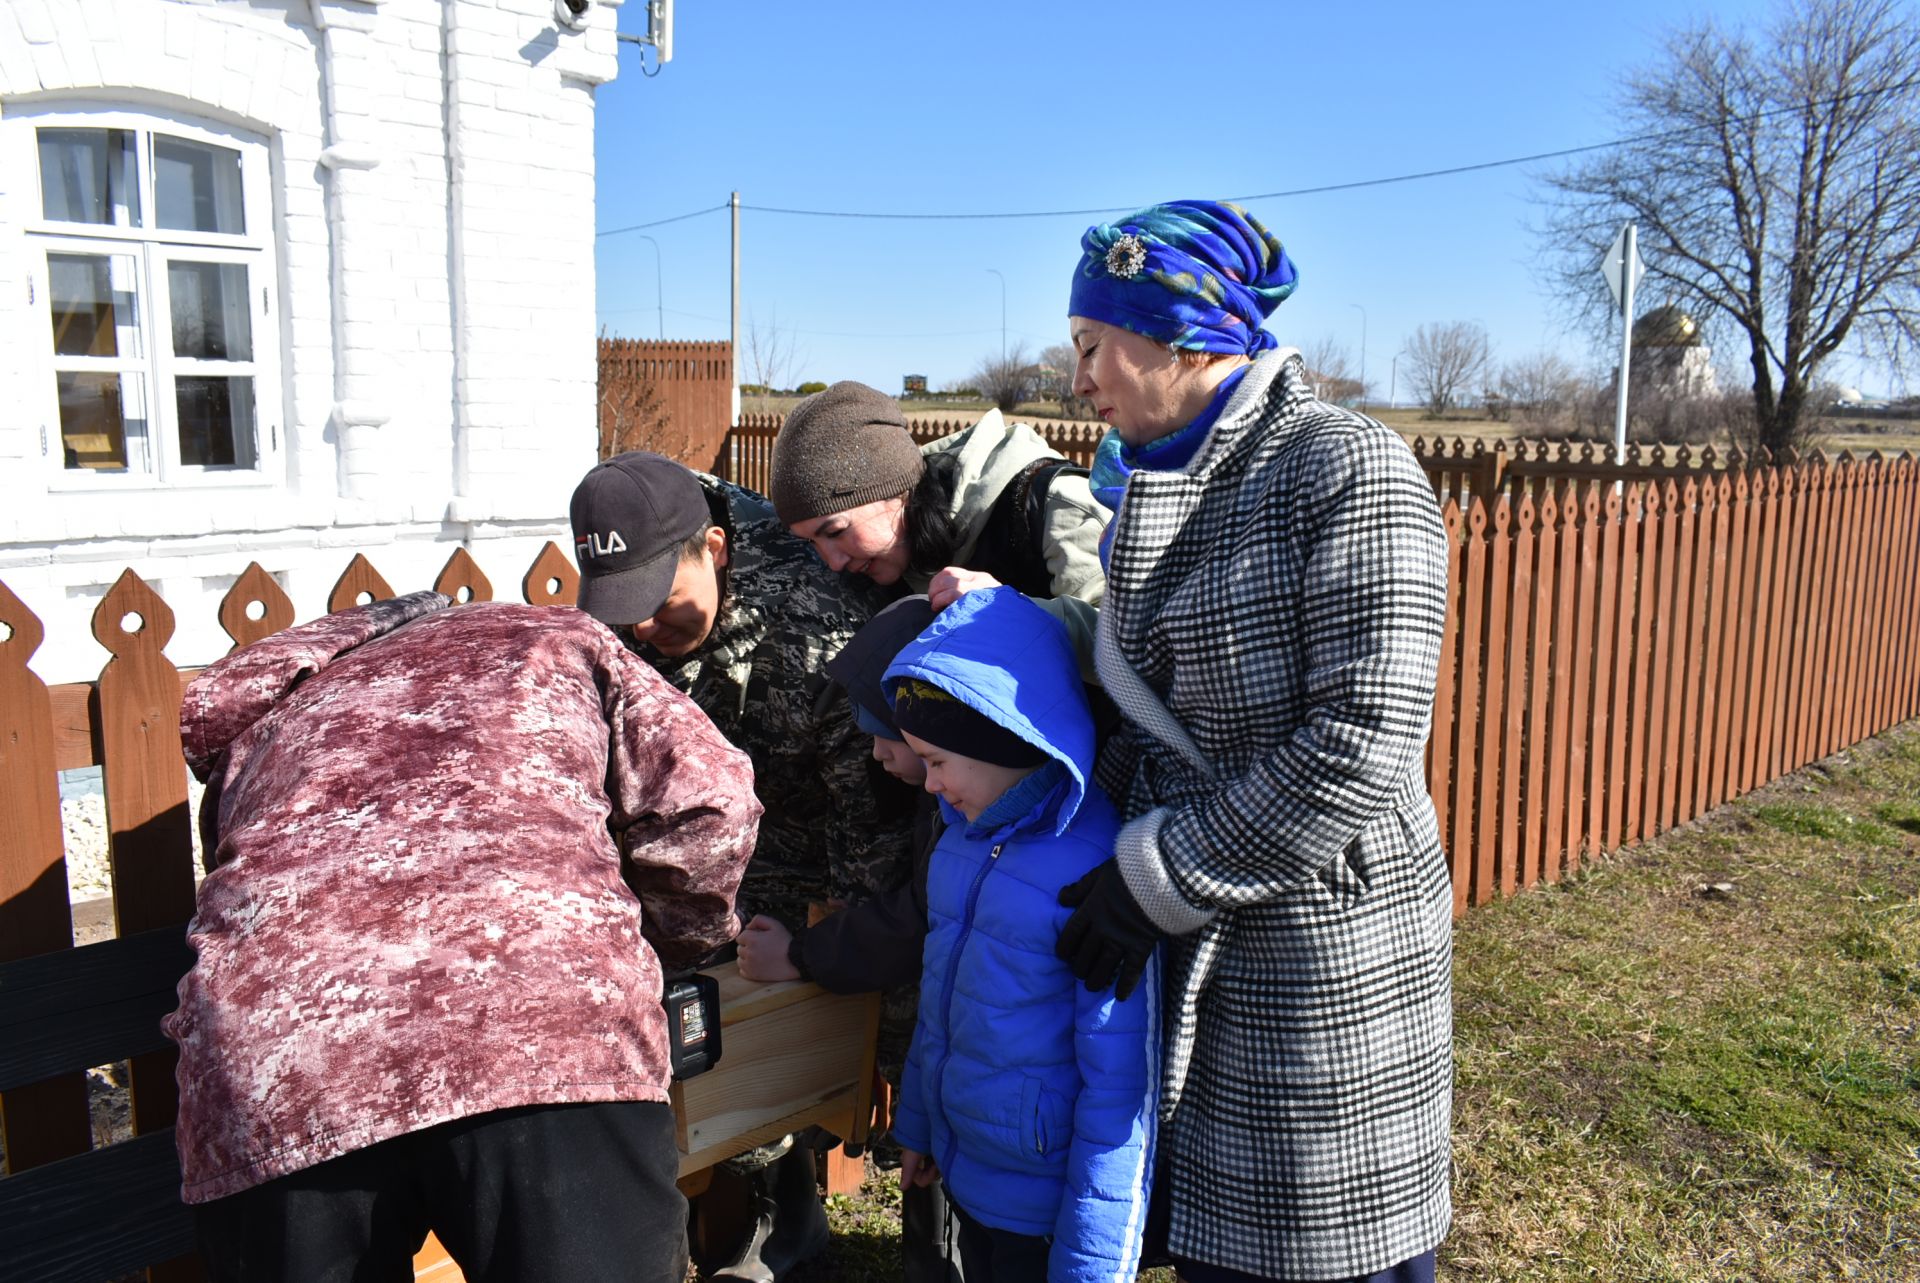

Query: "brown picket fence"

xmin=1426 ymin=452 xmax=1920 ymax=912
xmin=716 ymin=415 xmax=1108 ymax=495
xmin=6 ymin=447 xmax=1920 ymax=1279
xmin=1409 ymin=435 xmax=1800 ymax=511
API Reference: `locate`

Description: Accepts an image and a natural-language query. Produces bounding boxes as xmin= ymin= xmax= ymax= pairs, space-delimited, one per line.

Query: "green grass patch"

xmin=1750 ymin=800 xmax=1902 ymax=845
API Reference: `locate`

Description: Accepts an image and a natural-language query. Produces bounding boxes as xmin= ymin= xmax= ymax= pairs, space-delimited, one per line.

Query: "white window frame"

xmin=9 ymin=103 xmax=283 ymax=492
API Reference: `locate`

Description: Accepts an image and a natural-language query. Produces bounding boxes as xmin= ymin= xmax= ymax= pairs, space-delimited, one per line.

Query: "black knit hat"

xmin=769 ymin=381 xmax=924 ymax=525
xmin=823 ymin=596 xmax=938 ymax=734
xmin=891 ymin=678 xmax=1047 ymax=769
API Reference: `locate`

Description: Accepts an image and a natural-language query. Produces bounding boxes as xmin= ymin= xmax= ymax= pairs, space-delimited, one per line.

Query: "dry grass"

xmin=1446 ymin=724 xmax=1920 ymax=1281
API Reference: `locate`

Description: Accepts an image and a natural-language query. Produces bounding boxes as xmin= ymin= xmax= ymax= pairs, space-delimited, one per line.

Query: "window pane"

xmin=154 ymin=135 xmax=245 ymax=235
xmin=37 ymin=128 xmax=142 ymax=227
xmin=58 ymin=371 xmax=152 ymax=472
xmin=48 ymin=253 xmax=144 ymax=359
xmin=168 ymin=261 xmax=252 ymax=361
xmin=176 ymin=375 xmax=256 ymax=468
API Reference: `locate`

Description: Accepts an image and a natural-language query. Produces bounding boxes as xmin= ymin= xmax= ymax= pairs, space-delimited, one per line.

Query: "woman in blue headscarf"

xmin=1051 ymin=201 xmax=1454 ymax=1283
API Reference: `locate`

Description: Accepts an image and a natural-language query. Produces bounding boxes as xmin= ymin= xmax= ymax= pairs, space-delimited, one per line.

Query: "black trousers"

xmin=950 ymin=1194 xmax=1049 ymax=1283
xmin=194 ymin=1101 xmax=687 ymax=1283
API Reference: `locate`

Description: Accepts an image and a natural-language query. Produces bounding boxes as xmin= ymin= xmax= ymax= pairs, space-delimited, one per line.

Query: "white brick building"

xmin=0 ymin=0 xmax=621 ymax=681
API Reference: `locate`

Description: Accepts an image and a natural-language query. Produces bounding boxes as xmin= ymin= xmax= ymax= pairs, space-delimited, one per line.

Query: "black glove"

xmin=1056 ymin=859 xmax=1162 ymax=1001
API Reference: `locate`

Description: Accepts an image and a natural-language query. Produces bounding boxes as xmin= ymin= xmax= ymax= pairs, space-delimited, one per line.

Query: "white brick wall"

xmin=0 ymin=0 xmax=619 ymax=681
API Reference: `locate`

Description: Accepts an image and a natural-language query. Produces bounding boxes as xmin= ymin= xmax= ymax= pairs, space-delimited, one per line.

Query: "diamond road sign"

xmin=1602 ymin=223 xmax=1646 ymax=308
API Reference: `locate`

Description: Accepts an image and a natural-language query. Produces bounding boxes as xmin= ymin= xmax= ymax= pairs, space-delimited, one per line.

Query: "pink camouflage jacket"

xmin=166 ymin=593 xmax=760 ymax=1203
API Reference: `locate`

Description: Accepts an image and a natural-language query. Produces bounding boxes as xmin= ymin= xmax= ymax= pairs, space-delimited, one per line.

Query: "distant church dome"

xmin=1633 ymin=304 xmax=1702 ymax=348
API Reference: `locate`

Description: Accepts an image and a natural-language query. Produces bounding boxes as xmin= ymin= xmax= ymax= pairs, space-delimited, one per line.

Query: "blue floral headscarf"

xmin=1068 ymin=200 xmax=1297 ymax=355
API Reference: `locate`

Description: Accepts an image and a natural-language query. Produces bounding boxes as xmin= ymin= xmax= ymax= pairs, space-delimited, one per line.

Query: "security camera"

xmin=555 ymin=0 xmax=590 ymax=31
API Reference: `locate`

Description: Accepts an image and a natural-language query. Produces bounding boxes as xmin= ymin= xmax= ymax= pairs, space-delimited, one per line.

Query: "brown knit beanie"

xmin=769 ymin=381 xmax=924 ymax=525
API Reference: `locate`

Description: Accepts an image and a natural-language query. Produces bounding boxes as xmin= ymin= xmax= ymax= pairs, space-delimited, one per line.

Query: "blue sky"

xmin=591 ymin=1 xmax=1900 ymax=401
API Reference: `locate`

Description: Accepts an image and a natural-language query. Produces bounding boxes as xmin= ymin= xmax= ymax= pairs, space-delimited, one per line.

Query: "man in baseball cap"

xmin=568 ymin=451 xmax=916 ymax=1281
xmin=570 ymin=451 xmax=728 ymax=655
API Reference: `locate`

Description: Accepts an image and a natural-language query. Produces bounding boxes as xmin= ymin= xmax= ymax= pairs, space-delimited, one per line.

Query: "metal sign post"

xmin=1603 ymin=222 xmax=1645 ymax=474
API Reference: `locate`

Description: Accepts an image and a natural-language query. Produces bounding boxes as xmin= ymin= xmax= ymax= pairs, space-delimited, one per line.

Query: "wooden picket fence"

xmin=599 ymin=338 xmax=736 ymax=471
xmin=1409 ymin=435 xmax=1800 ymax=511
xmin=717 ymin=415 xmax=1108 ymax=496
xmin=6 ymin=446 xmax=1920 ymax=1279
xmin=1427 ymin=452 xmax=1920 ymax=912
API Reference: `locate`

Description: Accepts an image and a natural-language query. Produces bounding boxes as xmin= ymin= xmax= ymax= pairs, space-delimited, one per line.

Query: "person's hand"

xmin=1056 ymin=859 xmax=1162 ymax=1001
xmin=735 ymin=915 xmax=801 ymax=982
xmin=900 ymin=1148 xmax=940 ymax=1190
xmin=927 ymin=566 xmax=1002 ymax=611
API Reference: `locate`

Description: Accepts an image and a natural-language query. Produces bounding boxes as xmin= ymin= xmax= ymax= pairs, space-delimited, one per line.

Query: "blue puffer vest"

xmin=884 ymin=587 xmax=1158 ymax=1283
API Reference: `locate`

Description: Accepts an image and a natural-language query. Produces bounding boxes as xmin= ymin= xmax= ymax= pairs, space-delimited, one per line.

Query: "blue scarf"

xmin=1090 ymin=366 xmax=1249 ymax=567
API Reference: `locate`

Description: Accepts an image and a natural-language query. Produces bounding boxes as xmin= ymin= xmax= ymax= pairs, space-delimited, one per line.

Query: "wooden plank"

xmin=1523 ymin=492 xmax=1560 ymax=884
xmin=522 ymin=541 xmax=581 ymax=608
xmin=1586 ymin=488 xmax=1621 ymax=861
xmin=91 ymin=572 xmax=197 ymax=1140
xmin=1693 ymin=476 xmax=1732 ymax=817
xmin=1648 ymin=480 xmax=1684 ymax=836
xmin=0 ymin=1127 xmax=196 ymax=1283
xmin=1427 ymin=503 xmax=1461 ymax=910
xmin=1564 ymin=485 xmax=1600 ymax=876
xmin=673 ymin=977 xmax=876 ymax=1173
xmin=1498 ymin=495 xmax=1533 ymax=897
xmin=328 ymin=553 xmax=396 ymax=615
xmin=215 ymin=563 xmax=294 ymax=653
xmin=1750 ymin=469 xmax=1791 ymax=788
xmin=1603 ymin=488 xmax=1636 ymax=854
xmin=0 ymin=926 xmax=195 ymax=1092
xmin=1451 ymin=500 xmax=1487 ymax=908
xmin=433 ymin=548 xmax=494 ymax=606
xmin=1551 ymin=485 xmax=1582 ymax=875
xmin=1625 ymin=484 xmax=1663 ymax=846
xmin=0 ymin=578 xmax=93 ymax=1172
xmin=1474 ymin=499 xmax=1510 ymax=905
xmin=1705 ymin=473 xmax=1744 ymax=811
xmin=1671 ymin=478 xmax=1706 ymax=827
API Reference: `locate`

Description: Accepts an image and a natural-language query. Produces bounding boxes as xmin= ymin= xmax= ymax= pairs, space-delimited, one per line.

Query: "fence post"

xmin=0 ymin=578 xmax=94 ymax=1172
xmin=91 ymin=570 xmax=197 ymax=1140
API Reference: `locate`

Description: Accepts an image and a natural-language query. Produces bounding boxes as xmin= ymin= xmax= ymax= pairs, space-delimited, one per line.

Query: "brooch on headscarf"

xmin=1105 ymin=233 xmax=1147 ymax=280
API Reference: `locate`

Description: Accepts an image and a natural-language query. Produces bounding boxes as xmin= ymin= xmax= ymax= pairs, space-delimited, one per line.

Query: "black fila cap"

xmin=568 ymin=452 xmax=710 ymax=626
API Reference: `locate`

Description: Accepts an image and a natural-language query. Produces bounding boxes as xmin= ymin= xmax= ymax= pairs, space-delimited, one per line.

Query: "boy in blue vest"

xmin=884 ymin=586 xmax=1158 ymax=1283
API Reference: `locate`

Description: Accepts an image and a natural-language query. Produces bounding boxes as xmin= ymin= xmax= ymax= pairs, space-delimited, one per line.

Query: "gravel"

xmin=59 ymin=767 xmax=208 ymax=918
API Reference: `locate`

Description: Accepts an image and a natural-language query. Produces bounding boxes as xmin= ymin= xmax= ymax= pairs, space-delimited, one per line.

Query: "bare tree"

xmin=743 ymin=310 xmax=806 ymax=394
xmin=972 ymin=341 xmax=1036 ymax=414
xmin=1037 ymin=341 xmax=1095 ymax=418
xmin=1402 ymin=322 xmax=1493 ymax=416
xmin=1299 ymin=338 xmax=1367 ymax=405
xmin=1494 ymin=351 xmax=1582 ymax=428
xmin=1539 ymin=0 xmax=1920 ymax=453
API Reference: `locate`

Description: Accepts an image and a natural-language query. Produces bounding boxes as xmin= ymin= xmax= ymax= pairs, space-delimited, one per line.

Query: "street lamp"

xmin=985 ymin=268 xmax=1007 ymax=364
xmin=1349 ymin=303 xmax=1368 ymax=413
xmin=1389 ymin=353 xmax=1399 ymax=411
xmin=633 ymin=233 xmax=664 ymax=339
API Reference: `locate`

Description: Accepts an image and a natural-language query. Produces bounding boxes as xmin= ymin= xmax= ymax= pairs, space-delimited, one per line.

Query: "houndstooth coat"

xmin=1094 ymin=348 xmax=1453 ymax=1279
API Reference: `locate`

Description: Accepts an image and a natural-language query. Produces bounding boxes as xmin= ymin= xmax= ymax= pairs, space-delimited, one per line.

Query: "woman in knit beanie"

xmin=1052 ymin=200 xmax=1455 ymax=1283
xmin=768 ymin=380 xmax=1112 ymax=665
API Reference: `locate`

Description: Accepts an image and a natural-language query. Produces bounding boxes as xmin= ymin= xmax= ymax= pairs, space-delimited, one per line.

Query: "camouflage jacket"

xmin=168 ymin=594 xmax=760 ymax=1202
xmin=640 ymin=477 xmax=918 ymax=928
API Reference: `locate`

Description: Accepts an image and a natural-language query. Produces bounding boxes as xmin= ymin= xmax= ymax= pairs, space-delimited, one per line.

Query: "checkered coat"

xmin=1094 ymin=349 xmax=1453 ymax=1278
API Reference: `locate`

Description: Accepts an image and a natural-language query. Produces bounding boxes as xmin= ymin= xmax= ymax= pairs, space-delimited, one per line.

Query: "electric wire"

xmin=598 ymin=75 xmax=1920 ymax=230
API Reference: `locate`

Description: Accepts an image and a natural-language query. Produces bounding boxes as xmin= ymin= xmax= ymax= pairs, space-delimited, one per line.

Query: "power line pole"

xmin=730 ymin=191 xmax=740 ymax=424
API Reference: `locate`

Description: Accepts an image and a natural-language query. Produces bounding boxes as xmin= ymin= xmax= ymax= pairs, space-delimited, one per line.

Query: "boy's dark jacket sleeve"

xmin=793 ymin=797 xmax=943 ymax=992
